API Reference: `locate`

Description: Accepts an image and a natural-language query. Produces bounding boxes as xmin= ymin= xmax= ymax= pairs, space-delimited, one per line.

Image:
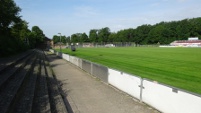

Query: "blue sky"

xmin=14 ymin=0 xmax=201 ymax=38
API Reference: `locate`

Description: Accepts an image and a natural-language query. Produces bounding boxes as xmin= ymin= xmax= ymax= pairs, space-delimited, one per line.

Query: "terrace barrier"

xmin=50 ymin=49 xmax=201 ymax=113
xmin=82 ymin=59 xmax=91 ymax=74
xmin=142 ymin=79 xmax=201 ymax=113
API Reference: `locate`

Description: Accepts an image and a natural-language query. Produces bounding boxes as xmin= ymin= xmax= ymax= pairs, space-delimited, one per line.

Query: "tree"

xmin=135 ymin=25 xmax=152 ymax=45
xmin=0 ymin=0 xmax=28 ymax=56
xmin=116 ymin=30 xmax=125 ymax=42
xmin=53 ymin=35 xmax=66 ymax=44
xmin=11 ymin=20 xmax=30 ymax=41
xmin=0 ymin=0 xmax=21 ymax=33
xmin=28 ymin=26 xmax=46 ymax=48
xmin=176 ymin=19 xmax=190 ymax=40
xmin=80 ymin=33 xmax=89 ymax=43
xmin=53 ymin=35 xmax=60 ymax=44
xmin=0 ymin=0 xmax=47 ymax=56
xmin=148 ymin=25 xmax=162 ymax=44
xmin=61 ymin=36 xmax=67 ymax=44
xmin=71 ymin=33 xmax=82 ymax=43
xmin=31 ymin=26 xmax=45 ymax=42
xmin=54 ymin=17 xmax=201 ymax=47
xmin=89 ymin=29 xmax=98 ymax=43
xmin=108 ymin=32 xmax=116 ymax=42
xmin=66 ymin=36 xmax=71 ymax=44
xmin=188 ymin=18 xmax=201 ymax=38
xmin=97 ymin=27 xmax=110 ymax=43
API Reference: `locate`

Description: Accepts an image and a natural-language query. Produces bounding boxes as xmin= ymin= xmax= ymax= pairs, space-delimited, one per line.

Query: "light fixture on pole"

xmin=58 ymin=33 xmax=61 ymax=53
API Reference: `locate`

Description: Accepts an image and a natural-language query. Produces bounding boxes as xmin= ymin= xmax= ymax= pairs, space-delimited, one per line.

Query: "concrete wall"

xmin=82 ymin=60 xmax=91 ymax=74
xmin=108 ymin=69 xmax=141 ymax=100
xmin=69 ymin=56 xmax=79 ymax=67
xmin=142 ymin=79 xmax=201 ymax=113
xmin=50 ymin=49 xmax=201 ymax=113
xmin=92 ymin=63 xmax=108 ymax=83
xmin=62 ymin=54 xmax=70 ymax=61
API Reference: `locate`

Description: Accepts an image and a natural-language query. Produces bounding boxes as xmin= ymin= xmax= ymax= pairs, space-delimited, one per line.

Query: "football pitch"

xmin=59 ymin=47 xmax=201 ymax=95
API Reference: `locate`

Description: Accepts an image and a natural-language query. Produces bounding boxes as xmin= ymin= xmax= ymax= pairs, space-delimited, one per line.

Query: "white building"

xmin=170 ymin=37 xmax=201 ymax=47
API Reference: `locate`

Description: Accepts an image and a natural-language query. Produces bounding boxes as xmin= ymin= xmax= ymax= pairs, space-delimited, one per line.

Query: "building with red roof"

xmin=170 ymin=37 xmax=201 ymax=47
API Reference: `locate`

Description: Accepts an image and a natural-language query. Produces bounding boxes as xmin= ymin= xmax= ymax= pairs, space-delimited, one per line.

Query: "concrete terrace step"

xmin=9 ymin=55 xmax=39 ymax=113
xmin=32 ymin=52 xmax=51 ymax=113
xmin=0 ymin=53 xmax=36 ymax=113
xmin=0 ymin=52 xmax=34 ymax=90
xmin=0 ymin=50 xmax=34 ymax=74
xmin=44 ymin=52 xmax=68 ymax=113
xmin=0 ymin=50 xmax=69 ymax=113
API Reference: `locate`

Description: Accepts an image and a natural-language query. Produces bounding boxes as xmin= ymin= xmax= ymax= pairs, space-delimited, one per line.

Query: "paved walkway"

xmin=47 ymin=53 xmax=160 ymax=113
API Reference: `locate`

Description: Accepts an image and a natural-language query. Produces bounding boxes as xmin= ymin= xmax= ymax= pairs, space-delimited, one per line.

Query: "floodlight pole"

xmin=58 ymin=33 xmax=62 ymax=53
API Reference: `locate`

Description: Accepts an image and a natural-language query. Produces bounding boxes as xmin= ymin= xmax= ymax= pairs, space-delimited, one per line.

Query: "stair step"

xmin=32 ymin=52 xmax=51 ymax=113
xmin=45 ymin=58 xmax=68 ymax=113
xmin=9 ymin=56 xmax=39 ymax=113
xmin=0 ymin=50 xmax=34 ymax=74
xmin=0 ymin=53 xmax=33 ymax=90
xmin=0 ymin=54 xmax=36 ymax=113
xmin=0 ymin=50 xmax=68 ymax=113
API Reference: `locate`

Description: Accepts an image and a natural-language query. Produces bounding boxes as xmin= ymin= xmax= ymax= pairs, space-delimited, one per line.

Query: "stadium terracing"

xmin=170 ymin=37 xmax=201 ymax=47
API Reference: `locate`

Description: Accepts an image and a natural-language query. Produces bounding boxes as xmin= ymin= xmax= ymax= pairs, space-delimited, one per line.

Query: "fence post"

xmin=91 ymin=62 xmax=93 ymax=75
xmin=139 ymin=78 xmax=144 ymax=102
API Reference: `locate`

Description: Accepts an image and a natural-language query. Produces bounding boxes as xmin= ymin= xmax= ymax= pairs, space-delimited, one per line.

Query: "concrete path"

xmin=46 ymin=53 xmax=160 ymax=113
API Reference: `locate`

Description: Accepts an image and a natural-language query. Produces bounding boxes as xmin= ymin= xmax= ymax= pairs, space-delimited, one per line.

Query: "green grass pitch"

xmin=57 ymin=47 xmax=201 ymax=95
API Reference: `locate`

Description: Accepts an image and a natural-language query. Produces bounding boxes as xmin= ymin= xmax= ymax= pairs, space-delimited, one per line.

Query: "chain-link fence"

xmin=73 ymin=42 xmax=160 ymax=48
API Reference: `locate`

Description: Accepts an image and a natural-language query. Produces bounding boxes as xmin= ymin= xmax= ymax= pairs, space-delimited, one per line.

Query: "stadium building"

xmin=170 ymin=37 xmax=201 ymax=47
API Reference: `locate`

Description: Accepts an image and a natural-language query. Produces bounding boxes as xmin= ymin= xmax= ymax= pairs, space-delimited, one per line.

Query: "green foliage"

xmin=71 ymin=33 xmax=81 ymax=43
xmin=31 ymin=26 xmax=45 ymax=42
xmin=80 ymin=33 xmax=89 ymax=43
xmin=11 ymin=20 xmax=30 ymax=41
xmin=108 ymin=32 xmax=116 ymax=42
xmin=0 ymin=0 xmax=21 ymax=32
xmin=0 ymin=0 xmax=47 ymax=57
xmin=59 ymin=47 xmax=201 ymax=95
xmin=64 ymin=17 xmax=201 ymax=45
xmin=67 ymin=33 xmax=89 ymax=44
xmin=0 ymin=0 xmax=26 ymax=57
xmin=89 ymin=29 xmax=98 ymax=43
xmin=97 ymin=27 xmax=110 ymax=43
xmin=0 ymin=34 xmax=29 ymax=57
xmin=53 ymin=35 xmax=67 ymax=44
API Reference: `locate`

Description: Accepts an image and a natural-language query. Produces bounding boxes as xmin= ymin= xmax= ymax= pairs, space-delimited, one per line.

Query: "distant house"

xmin=44 ymin=37 xmax=53 ymax=49
xmin=170 ymin=37 xmax=201 ymax=47
xmin=54 ymin=42 xmax=66 ymax=49
xmin=37 ymin=37 xmax=53 ymax=49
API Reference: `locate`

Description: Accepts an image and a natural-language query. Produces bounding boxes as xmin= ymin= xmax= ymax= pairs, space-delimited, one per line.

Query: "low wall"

xmin=92 ymin=63 xmax=108 ymax=83
xmin=142 ymin=79 xmax=201 ymax=113
xmin=82 ymin=60 xmax=91 ymax=74
xmin=62 ymin=54 xmax=70 ymax=61
xmin=69 ymin=56 xmax=79 ymax=67
xmin=50 ymin=49 xmax=201 ymax=113
xmin=108 ymin=69 xmax=141 ymax=100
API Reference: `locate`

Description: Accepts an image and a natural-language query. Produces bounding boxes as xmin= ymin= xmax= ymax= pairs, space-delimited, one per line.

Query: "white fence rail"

xmin=50 ymin=49 xmax=201 ymax=113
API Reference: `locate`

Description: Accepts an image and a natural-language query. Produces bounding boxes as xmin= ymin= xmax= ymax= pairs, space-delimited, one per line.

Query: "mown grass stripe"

xmin=57 ymin=47 xmax=201 ymax=94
